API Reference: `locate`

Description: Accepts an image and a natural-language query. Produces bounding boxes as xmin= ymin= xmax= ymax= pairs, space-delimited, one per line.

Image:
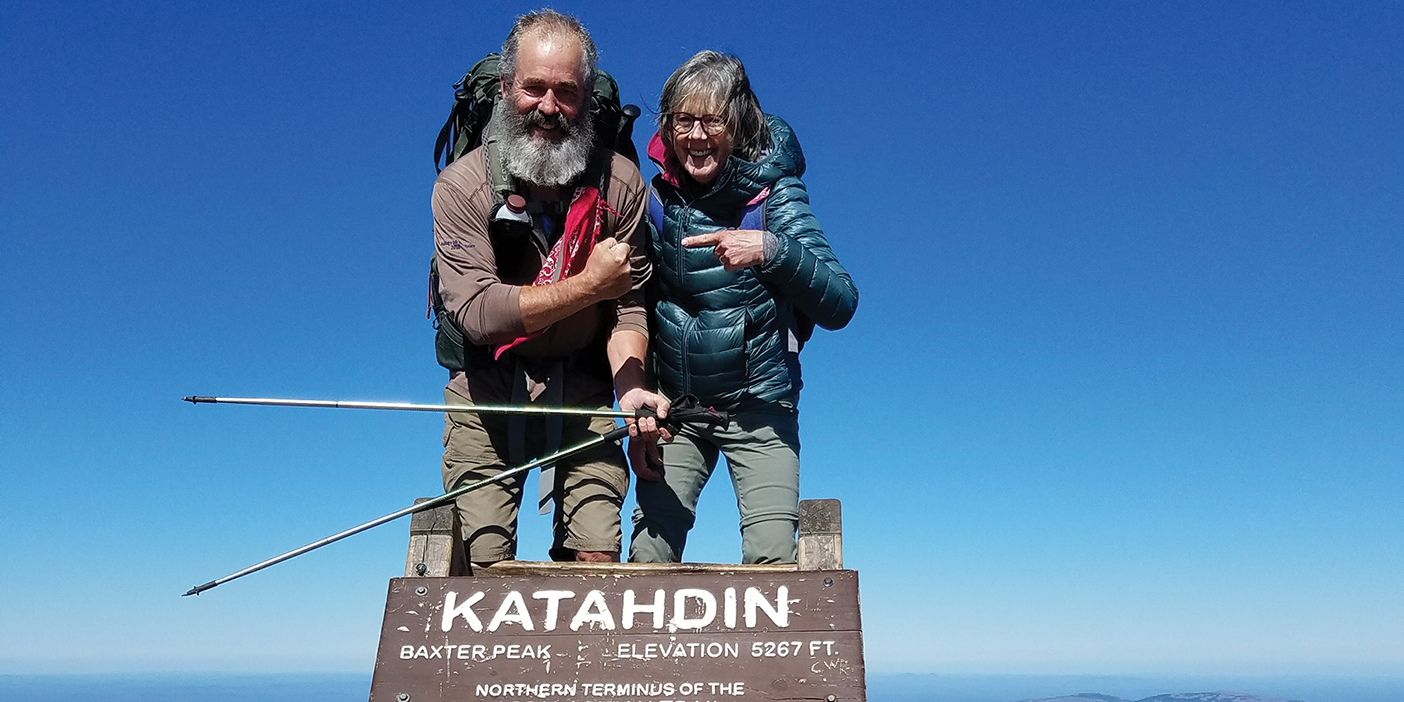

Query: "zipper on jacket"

xmin=678 ymin=313 xmax=695 ymax=396
xmin=675 ymin=197 xmax=690 ymax=288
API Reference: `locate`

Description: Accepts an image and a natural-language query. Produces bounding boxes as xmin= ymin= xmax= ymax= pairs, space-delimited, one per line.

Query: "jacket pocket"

xmin=685 ymin=307 xmax=748 ymax=390
xmin=655 ymin=302 xmax=749 ymax=405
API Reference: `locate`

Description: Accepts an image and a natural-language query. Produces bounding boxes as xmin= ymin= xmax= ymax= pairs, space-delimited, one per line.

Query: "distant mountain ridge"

xmin=1021 ymin=693 xmax=1308 ymax=702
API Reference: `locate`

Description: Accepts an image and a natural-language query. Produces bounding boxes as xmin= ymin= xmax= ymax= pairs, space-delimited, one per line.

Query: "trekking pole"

xmin=182 ymin=427 xmax=626 ymax=597
xmin=184 ymin=395 xmax=639 ymax=420
xmin=181 ymin=396 xmax=726 ymax=597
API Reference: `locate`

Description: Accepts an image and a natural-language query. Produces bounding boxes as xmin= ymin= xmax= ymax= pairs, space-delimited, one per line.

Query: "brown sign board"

xmin=369 ymin=570 xmax=864 ymax=702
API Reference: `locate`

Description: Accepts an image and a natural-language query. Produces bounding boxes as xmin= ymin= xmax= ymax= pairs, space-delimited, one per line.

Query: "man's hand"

xmin=682 ymin=229 xmax=766 ymax=271
xmin=619 ymin=387 xmax=671 ymax=481
xmin=581 ymin=236 xmax=633 ymax=301
xmin=519 ymin=237 xmax=632 ymax=333
xmin=628 ymin=437 xmax=663 ymax=481
xmin=619 ymin=387 xmax=671 ymax=441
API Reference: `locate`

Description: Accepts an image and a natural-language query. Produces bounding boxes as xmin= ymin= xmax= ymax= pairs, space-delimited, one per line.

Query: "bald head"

xmin=500 ymin=9 xmax=598 ymax=88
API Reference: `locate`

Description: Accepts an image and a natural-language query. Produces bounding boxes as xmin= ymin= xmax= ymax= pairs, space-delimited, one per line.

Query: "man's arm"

xmin=602 ymin=153 xmax=670 ymax=478
xmin=608 ymin=328 xmax=670 ymax=481
xmin=434 ymin=151 xmax=637 ymax=345
xmin=434 ymin=162 xmax=533 ymax=346
xmin=518 ymin=236 xmax=632 ymax=332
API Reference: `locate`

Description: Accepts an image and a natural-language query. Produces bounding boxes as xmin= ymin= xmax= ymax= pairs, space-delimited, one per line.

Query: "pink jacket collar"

xmin=647 ymin=132 xmax=682 ymax=187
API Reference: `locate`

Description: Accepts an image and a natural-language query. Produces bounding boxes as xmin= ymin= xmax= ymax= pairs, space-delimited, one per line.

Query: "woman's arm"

xmin=753 ymin=175 xmax=859 ymax=330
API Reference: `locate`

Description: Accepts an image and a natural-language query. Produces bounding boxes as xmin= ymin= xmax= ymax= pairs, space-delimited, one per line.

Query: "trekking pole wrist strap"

xmin=634 ymin=394 xmax=728 ymax=432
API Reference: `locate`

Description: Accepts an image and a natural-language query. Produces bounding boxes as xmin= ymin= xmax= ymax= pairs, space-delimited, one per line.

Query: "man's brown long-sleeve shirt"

xmin=432 ymin=146 xmax=650 ymax=398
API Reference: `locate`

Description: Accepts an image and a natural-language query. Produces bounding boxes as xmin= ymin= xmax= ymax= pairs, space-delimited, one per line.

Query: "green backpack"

xmin=433 ymin=53 xmax=641 ymax=172
xmin=429 ymin=54 xmax=642 ymax=372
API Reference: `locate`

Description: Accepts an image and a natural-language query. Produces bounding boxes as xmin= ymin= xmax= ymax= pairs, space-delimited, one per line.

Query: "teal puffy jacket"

xmin=646 ymin=115 xmax=858 ymax=410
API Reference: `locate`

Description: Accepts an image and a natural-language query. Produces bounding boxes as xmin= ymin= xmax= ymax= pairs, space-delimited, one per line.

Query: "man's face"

xmin=503 ymin=32 xmax=588 ymax=143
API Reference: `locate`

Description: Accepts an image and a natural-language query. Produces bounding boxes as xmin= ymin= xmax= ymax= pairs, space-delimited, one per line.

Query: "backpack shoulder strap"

xmin=595 ymin=147 xmax=613 ymax=193
xmin=646 ymin=185 xmax=665 ymax=234
xmin=483 ymin=139 xmax=511 ymax=206
xmin=435 ymin=54 xmax=507 ymax=173
xmin=433 ymin=106 xmax=459 ymax=173
xmin=739 ymin=193 xmax=767 ymax=232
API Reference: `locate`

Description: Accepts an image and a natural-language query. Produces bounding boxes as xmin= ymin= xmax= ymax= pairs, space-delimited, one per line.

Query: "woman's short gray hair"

xmin=659 ymin=51 xmax=771 ymax=163
xmin=500 ymin=9 xmax=598 ymax=88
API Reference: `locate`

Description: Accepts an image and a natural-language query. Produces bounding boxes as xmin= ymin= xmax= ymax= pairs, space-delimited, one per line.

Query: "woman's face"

xmin=670 ymin=97 xmax=732 ymax=186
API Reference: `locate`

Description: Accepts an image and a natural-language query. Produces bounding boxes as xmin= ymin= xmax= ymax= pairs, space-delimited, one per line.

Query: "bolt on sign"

xmin=369 ymin=570 xmax=865 ymax=702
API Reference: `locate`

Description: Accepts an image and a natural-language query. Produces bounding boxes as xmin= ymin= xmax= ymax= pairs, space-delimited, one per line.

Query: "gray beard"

xmin=491 ymin=99 xmax=596 ymax=188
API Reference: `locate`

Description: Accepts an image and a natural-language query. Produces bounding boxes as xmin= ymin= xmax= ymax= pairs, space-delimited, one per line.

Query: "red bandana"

xmin=493 ymin=186 xmax=615 ymax=359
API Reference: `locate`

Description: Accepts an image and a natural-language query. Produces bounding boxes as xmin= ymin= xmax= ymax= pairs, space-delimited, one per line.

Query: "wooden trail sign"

xmin=370 ymin=499 xmax=864 ymax=702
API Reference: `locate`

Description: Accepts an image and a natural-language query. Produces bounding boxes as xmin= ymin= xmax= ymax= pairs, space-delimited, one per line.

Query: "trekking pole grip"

xmin=635 ymin=394 xmax=728 ymax=432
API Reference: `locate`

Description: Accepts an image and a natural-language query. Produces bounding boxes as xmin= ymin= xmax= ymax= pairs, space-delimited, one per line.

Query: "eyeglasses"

xmin=669 ymin=112 xmax=726 ymax=135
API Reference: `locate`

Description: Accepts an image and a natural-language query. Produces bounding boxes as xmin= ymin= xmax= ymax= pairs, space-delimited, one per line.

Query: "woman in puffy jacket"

xmin=629 ymin=51 xmax=858 ymax=564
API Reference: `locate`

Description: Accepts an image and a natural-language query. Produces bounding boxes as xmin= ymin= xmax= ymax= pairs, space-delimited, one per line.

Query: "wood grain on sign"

xmin=369 ymin=570 xmax=864 ymax=702
xmin=798 ymin=499 xmax=843 ymax=571
xmin=405 ymin=500 xmax=464 ymax=577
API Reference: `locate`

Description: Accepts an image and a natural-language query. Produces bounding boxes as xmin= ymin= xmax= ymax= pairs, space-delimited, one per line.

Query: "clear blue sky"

xmin=1 ymin=0 xmax=1400 ymax=678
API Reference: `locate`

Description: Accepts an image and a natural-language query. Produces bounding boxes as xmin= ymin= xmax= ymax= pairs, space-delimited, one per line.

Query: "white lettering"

xmin=579 ymin=682 xmax=673 ymax=696
xmin=440 ymin=590 xmax=485 ymax=632
xmin=570 ymin=589 xmax=616 ymax=630
xmin=623 ymin=588 xmax=665 ymax=629
xmin=487 ymin=590 xmax=534 ymax=632
xmin=745 ymin=585 xmax=789 ymax=627
xmin=442 ymin=584 xmax=793 ymax=635
xmin=531 ymin=590 xmax=575 ymax=631
xmin=724 ymin=586 xmax=737 ymax=628
xmin=672 ymin=588 xmax=717 ymax=629
xmin=471 ymin=682 xmax=576 ymax=697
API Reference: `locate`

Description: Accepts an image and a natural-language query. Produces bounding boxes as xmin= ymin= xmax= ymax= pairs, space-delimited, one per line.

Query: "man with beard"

xmin=431 ymin=10 xmax=667 ymax=567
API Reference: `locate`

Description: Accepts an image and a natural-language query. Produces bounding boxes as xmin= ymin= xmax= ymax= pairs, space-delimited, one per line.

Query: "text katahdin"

xmin=439 ymin=586 xmax=792 ymax=632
